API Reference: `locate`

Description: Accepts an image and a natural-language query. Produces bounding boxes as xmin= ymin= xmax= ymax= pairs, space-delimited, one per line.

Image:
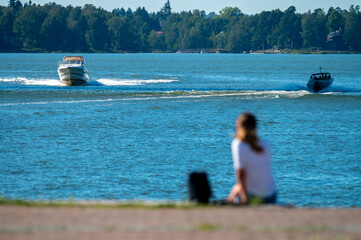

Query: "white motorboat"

xmin=57 ymin=56 xmax=89 ymax=86
xmin=306 ymin=68 xmax=334 ymax=92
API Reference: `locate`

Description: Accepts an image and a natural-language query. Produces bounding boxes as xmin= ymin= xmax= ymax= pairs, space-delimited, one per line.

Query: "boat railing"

xmin=58 ymin=60 xmax=84 ymax=66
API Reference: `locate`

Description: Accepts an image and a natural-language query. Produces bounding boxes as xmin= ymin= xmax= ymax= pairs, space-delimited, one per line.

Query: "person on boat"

xmin=227 ymin=113 xmax=277 ymax=205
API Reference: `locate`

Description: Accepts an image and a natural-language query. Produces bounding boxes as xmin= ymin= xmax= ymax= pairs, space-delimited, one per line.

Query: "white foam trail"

xmin=23 ymin=79 xmax=65 ymax=86
xmin=0 ymin=77 xmax=64 ymax=86
xmin=0 ymin=89 xmax=338 ymax=107
xmin=159 ymin=90 xmax=312 ymax=100
xmin=1 ymin=77 xmax=22 ymax=83
xmin=265 ymin=90 xmax=311 ymax=98
xmin=0 ymin=77 xmax=180 ymax=86
xmin=95 ymin=79 xmax=178 ymax=86
xmin=0 ymin=98 xmax=117 ymax=106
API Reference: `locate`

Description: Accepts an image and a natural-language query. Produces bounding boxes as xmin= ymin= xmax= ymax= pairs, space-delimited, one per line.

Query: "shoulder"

xmin=232 ymin=138 xmax=240 ymax=146
xmin=259 ymin=139 xmax=270 ymax=148
xmin=232 ymin=138 xmax=245 ymax=148
xmin=232 ymin=138 xmax=249 ymax=151
xmin=259 ymin=139 xmax=271 ymax=153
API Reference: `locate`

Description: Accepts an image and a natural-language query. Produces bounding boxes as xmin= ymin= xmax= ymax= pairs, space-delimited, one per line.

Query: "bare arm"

xmin=227 ymin=168 xmax=248 ymax=204
xmin=237 ymin=169 xmax=248 ymax=203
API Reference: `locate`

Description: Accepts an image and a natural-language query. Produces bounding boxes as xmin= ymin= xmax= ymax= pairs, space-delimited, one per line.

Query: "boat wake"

xmin=0 ymin=77 xmax=179 ymax=87
xmin=90 ymin=78 xmax=179 ymax=86
xmin=1 ymin=88 xmax=360 ymax=107
xmin=273 ymin=83 xmax=361 ymax=95
xmin=324 ymin=86 xmax=361 ymax=93
xmin=0 ymin=90 xmax=312 ymax=107
xmin=0 ymin=77 xmax=64 ymax=86
xmin=1 ymin=78 xmax=360 ymax=101
xmin=155 ymin=90 xmax=313 ymax=99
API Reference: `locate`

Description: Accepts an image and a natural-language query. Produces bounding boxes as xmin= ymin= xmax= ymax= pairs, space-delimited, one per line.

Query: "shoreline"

xmin=1 ymin=197 xmax=359 ymax=209
xmin=1 ymin=202 xmax=360 ymax=240
xmin=0 ymin=49 xmax=360 ymax=54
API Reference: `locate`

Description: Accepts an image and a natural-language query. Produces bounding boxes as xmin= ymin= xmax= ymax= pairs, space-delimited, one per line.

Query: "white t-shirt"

xmin=232 ymin=138 xmax=276 ymax=197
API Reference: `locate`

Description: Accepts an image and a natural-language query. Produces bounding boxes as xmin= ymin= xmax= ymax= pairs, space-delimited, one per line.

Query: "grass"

xmin=0 ymin=196 xmax=294 ymax=209
xmin=0 ymin=196 xmax=224 ymax=209
xmin=196 ymin=224 xmax=361 ymax=234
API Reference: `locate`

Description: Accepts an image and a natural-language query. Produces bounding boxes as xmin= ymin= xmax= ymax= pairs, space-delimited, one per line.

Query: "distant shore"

xmin=0 ymin=49 xmax=359 ymax=54
xmin=0 ymin=200 xmax=360 ymax=240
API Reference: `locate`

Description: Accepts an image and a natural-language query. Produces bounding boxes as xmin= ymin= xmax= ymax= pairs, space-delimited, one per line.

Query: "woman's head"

xmin=236 ymin=113 xmax=257 ymax=131
xmin=235 ymin=113 xmax=263 ymax=153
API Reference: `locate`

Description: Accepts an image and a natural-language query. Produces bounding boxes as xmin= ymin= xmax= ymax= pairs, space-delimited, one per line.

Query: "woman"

xmin=227 ymin=113 xmax=276 ymax=204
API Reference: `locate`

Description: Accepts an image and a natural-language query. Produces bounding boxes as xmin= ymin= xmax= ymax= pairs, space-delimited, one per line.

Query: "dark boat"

xmin=306 ymin=68 xmax=334 ymax=92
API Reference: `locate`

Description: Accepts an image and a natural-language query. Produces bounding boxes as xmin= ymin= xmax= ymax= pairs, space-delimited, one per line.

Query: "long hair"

xmin=235 ymin=113 xmax=263 ymax=153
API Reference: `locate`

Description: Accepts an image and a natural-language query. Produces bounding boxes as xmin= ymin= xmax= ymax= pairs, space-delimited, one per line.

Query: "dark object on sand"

xmin=188 ymin=172 xmax=212 ymax=204
xmin=306 ymin=67 xmax=334 ymax=92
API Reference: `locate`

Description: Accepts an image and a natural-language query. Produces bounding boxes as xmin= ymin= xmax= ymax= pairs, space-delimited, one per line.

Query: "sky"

xmin=0 ymin=0 xmax=359 ymax=14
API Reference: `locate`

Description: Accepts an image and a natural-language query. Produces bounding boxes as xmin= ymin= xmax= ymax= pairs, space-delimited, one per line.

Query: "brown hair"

xmin=235 ymin=113 xmax=263 ymax=153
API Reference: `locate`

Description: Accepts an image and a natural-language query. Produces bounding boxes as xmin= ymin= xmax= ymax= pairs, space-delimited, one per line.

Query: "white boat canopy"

xmin=63 ymin=56 xmax=84 ymax=61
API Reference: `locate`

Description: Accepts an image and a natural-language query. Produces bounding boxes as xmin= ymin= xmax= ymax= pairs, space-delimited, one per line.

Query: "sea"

xmin=0 ymin=53 xmax=360 ymax=207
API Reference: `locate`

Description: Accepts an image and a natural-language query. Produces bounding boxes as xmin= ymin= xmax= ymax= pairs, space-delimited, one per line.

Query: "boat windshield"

xmin=61 ymin=60 xmax=83 ymax=65
xmin=310 ymin=73 xmax=331 ymax=80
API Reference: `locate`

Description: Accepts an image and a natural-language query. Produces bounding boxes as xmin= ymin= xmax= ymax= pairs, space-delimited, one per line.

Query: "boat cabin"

xmin=310 ymin=72 xmax=332 ymax=80
xmin=61 ymin=56 xmax=84 ymax=65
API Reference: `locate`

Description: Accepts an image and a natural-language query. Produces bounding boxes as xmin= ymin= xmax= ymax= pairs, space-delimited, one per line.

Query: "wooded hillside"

xmin=1 ymin=0 xmax=360 ymax=52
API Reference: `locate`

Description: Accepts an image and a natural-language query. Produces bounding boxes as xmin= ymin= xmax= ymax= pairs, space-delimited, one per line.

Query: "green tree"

xmin=187 ymin=10 xmax=209 ymax=48
xmin=163 ymin=11 xmax=196 ymax=50
xmin=227 ymin=16 xmax=252 ymax=52
xmin=219 ymin=7 xmax=243 ymax=18
xmin=148 ymin=30 xmax=166 ymax=51
xmin=252 ymin=11 xmax=271 ymax=50
xmin=276 ymin=6 xmax=302 ymax=49
xmin=132 ymin=7 xmax=152 ymax=51
xmin=112 ymin=7 xmax=126 ymax=17
xmin=0 ymin=7 xmax=16 ymax=49
xmin=301 ymin=9 xmax=328 ymax=48
xmin=40 ymin=3 xmax=67 ymax=51
xmin=13 ymin=5 xmax=46 ymax=49
xmin=327 ymin=7 xmax=345 ymax=32
xmin=189 ymin=21 xmax=205 ymax=48
xmin=266 ymin=9 xmax=283 ymax=49
xmin=158 ymin=0 xmax=171 ymax=28
xmin=162 ymin=13 xmax=180 ymax=50
xmin=65 ymin=6 xmax=88 ymax=51
xmin=207 ymin=16 xmax=228 ymax=49
xmin=343 ymin=5 xmax=361 ymax=51
xmin=81 ymin=4 xmax=109 ymax=51
xmin=107 ymin=16 xmax=136 ymax=51
xmin=9 ymin=0 xmax=22 ymax=11
xmin=212 ymin=31 xmax=227 ymax=49
xmin=160 ymin=0 xmax=171 ymax=16
xmin=0 ymin=2 xmax=357 ymax=53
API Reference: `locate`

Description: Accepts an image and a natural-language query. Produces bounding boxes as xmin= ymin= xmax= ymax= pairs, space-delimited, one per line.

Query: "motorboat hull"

xmin=58 ymin=66 xmax=89 ymax=86
xmin=306 ymin=78 xmax=334 ymax=92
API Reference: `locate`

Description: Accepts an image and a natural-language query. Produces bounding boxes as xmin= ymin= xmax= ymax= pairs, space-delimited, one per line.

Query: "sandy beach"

xmin=1 ymin=204 xmax=360 ymax=240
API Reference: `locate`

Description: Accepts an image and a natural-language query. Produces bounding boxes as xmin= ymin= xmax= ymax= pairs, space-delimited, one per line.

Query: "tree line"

xmin=1 ymin=0 xmax=360 ymax=53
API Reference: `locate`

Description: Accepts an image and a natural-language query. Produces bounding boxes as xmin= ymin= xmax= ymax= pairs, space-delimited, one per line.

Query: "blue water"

xmin=0 ymin=53 xmax=360 ymax=207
